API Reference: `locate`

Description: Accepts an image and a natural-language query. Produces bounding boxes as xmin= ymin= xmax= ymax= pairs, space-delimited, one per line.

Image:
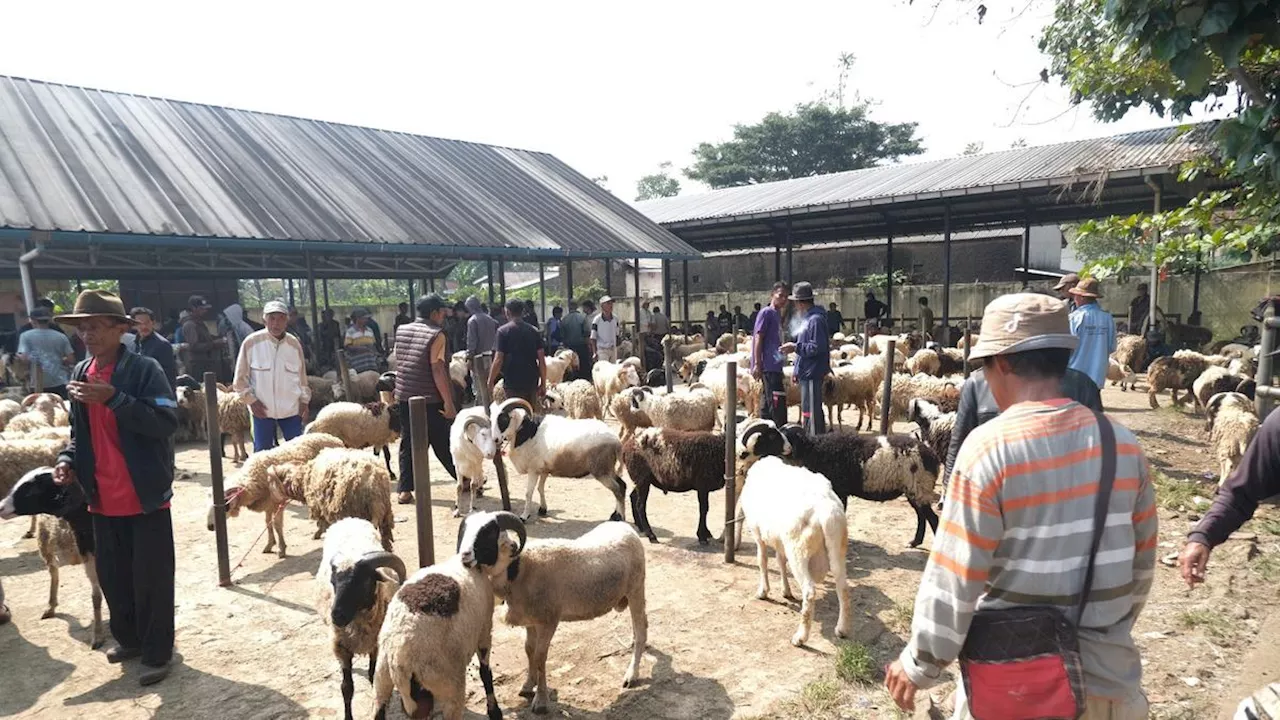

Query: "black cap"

xmin=189 ymin=295 xmax=210 ymax=309
xmin=789 ymin=281 xmax=815 ymax=302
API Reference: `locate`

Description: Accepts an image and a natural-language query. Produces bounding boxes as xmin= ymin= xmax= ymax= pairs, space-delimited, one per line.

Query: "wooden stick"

xmin=723 ymin=361 xmax=738 ymax=564
xmin=408 ymin=397 xmax=435 ymax=567
xmin=205 ymin=372 xmax=231 ymax=587
xmin=879 ymin=339 xmax=895 ymax=436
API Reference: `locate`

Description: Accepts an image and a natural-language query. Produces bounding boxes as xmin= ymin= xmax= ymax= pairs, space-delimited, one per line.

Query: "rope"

xmin=227 ymin=500 xmax=288 ymax=576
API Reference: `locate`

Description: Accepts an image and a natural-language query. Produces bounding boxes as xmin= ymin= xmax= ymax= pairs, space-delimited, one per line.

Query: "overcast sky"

xmin=3 ymin=1 xmax=1217 ymax=201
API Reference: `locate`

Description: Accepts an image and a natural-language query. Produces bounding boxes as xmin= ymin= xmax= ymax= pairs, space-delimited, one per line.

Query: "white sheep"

xmin=372 ymin=511 xmax=526 ymax=720
xmin=1205 ymin=392 xmax=1260 ymax=487
xmin=448 ymin=408 xmax=497 ymax=517
xmin=908 ymin=398 xmax=956 ymax=463
xmin=460 ymin=513 xmax=647 ymax=714
xmin=634 ymin=384 xmax=717 ymax=432
xmin=217 ymin=386 xmax=252 ymax=464
xmin=306 ymin=401 xmax=401 ymax=478
xmin=822 ymin=355 xmax=885 ymax=430
xmin=490 ymin=398 xmax=627 ymax=522
xmin=904 ymin=348 xmax=941 ymax=377
xmin=316 ymin=518 xmax=407 ymax=720
xmin=5 ymin=393 xmax=70 ymax=435
xmin=347 ymin=369 xmax=383 ymax=404
xmin=1107 ymin=358 xmax=1137 ymax=392
xmin=878 ymin=373 xmax=962 ymax=423
xmin=543 ymin=379 xmax=602 ymax=420
xmin=0 ymin=398 xmax=22 ymax=431
xmin=611 ymin=387 xmax=655 ymax=443
xmin=739 ymin=456 xmax=852 ymax=647
xmin=268 ymin=447 xmax=396 ymax=549
xmin=1 ymin=434 xmax=66 ymax=540
xmin=592 ymin=360 xmax=641 ymax=418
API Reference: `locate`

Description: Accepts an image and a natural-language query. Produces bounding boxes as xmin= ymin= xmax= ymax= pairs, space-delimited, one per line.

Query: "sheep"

xmin=306 ymin=401 xmax=402 ymax=478
xmin=307 ymin=375 xmax=343 ymax=417
xmin=1229 ymin=356 xmax=1258 ymax=378
xmin=217 ymin=387 xmax=252 ymax=464
xmin=1205 ymin=392 xmax=1260 ymax=487
xmin=1192 ymin=366 xmax=1256 ymax=415
xmin=908 ymin=398 xmax=955 ymax=463
xmin=5 ymin=393 xmax=70 ymax=435
xmin=1146 ymin=350 xmax=1230 ymax=409
xmin=0 ymin=398 xmax=21 ymax=431
xmin=738 ymin=455 xmax=852 ymax=647
xmin=1218 ymin=342 xmax=1257 ymax=360
xmin=678 ymin=349 xmax=717 ymax=381
xmin=448 ymin=350 xmax=470 ymax=392
xmin=0 ymin=577 xmax=7 ymax=625
xmin=449 ymin=408 xmax=497 ymax=517
xmin=838 ymin=343 xmax=863 ymax=358
xmin=268 ymin=447 xmax=396 ymax=548
xmin=623 ymin=426 xmax=727 ymax=544
xmin=174 ymin=384 xmax=209 ymax=443
xmin=315 ymin=518 xmax=408 ymax=720
xmin=879 ymin=373 xmax=962 ymax=424
xmin=592 ymin=360 xmax=641 ymax=418
xmin=665 ymin=334 xmax=709 ymax=365
xmin=904 ymin=348 xmax=941 ymax=377
xmin=822 ymin=356 xmax=884 ymax=430
xmin=490 ymin=398 xmax=627 ymax=522
xmin=461 ymin=512 xmax=647 ymax=714
xmin=714 ymin=333 xmax=737 ymax=355
xmin=611 ymin=387 xmax=655 ymax=442
xmin=542 ymin=379 xmax=602 ymax=420
xmin=0 ymin=467 xmax=105 ymax=649
xmin=933 ymin=346 xmax=967 ymax=376
xmin=544 ymin=354 xmax=575 ymax=386
xmin=371 ymin=512 xmax=526 ymax=720
xmin=634 ymin=384 xmax=717 ymax=432
xmin=1113 ymin=334 xmax=1148 ymax=375
xmin=348 ymin=369 xmax=382 ymax=404
xmin=206 ymin=432 xmax=346 ymax=557
xmin=870 ymin=331 xmax=924 ymax=357
xmin=1 ymin=435 xmax=65 ymax=540
xmin=1107 ymin=358 xmax=1137 ymax=392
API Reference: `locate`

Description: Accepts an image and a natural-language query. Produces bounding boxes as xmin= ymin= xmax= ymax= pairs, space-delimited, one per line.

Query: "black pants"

xmin=569 ymin=343 xmax=591 ymax=380
xmin=397 ymin=401 xmax=458 ymax=493
xmin=760 ymin=371 xmax=785 ymax=426
xmin=93 ymin=509 xmax=175 ymax=667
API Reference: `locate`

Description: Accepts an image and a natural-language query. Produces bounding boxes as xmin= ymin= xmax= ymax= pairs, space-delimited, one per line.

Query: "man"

xmin=1129 ymin=283 xmax=1151 ymax=333
xmin=716 ymin=304 xmax=733 ymax=335
xmin=752 ymin=282 xmax=789 ymax=426
xmin=917 ymin=296 xmax=935 ymax=336
xmin=318 ymin=308 xmax=342 ymax=368
xmin=651 ymin=305 xmax=670 ymax=338
xmin=130 ymin=307 xmax=178 ymax=391
xmin=885 ymin=293 xmax=1155 ymax=718
xmin=546 ymin=306 xmax=564 ymax=353
xmin=490 ymin=298 xmax=546 ymax=406
xmin=53 ymin=290 xmax=178 ymax=686
xmin=560 ymin=300 xmax=590 ymax=381
xmin=522 ymin=300 xmax=540 ymax=329
xmin=233 ymin=301 xmax=310 ymax=453
xmin=780 ymin=282 xmax=829 ymax=435
xmin=181 ymin=295 xmax=221 ymax=381
xmin=729 ymin=305 xmax=746 ymax=333
xmin=749 ymin=302 xmax=762 ymax=328
xmin=391 ymin=294 xmax=458 ymax=505
xmin=636 ymin=303 xmax=652 ymax=369
xmin=344 ymin=308 xmax=380 ymax=373
xmin=16 ymin=305 xmax=75 ymax=398
xmin=286 ymin=306 xmax=312 ymax=360
xmin=393 ymin=302 xmax=412 ymax=335
xmin=1054 ymin=272 xmax=1080 ymax=310
xmin=1068 ymin=277 xmax=1116 ymax=389
xmin=465 ymin=295 xmax=499 ymax=409
xmin=864 ymin=291 xmax=888 ymax=324
xmin=590 ymin=297 xmax=620 ymax=363
xmin=826 ymin=303 xmax=844 ymax=337
xmin=363 ymin=309 xmax=386 ymax=356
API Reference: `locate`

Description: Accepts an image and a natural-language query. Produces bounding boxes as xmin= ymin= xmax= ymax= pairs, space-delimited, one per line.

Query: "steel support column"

xmin=487 ymin=259 xmax=495 ymax=307
xmin=633 ymin=256 xmax=642 ymax=340
xmin=605 ymin=259 xmax=613 ymax=297
xmin=1021 ymin=215 xmax=1032 ymax=290
xmin=538 ymin=262 xmax=547 ymax=325
xmin=884 ymin=228 xmax=895 ymax=325
xmin=1192 ymin=249 xmax=1203 ymax=318
xmin=498 ymin=260 xmax=507 ymax=306
xmin=682 ymin=260 xmax=691 ymax=333
xmin=306 ymin=252 xmax=321 ymax=364
xmin=941 ymin=204 xmax=952 ymax=345
xmin=566 ymin=261 xmax=574 ymax=305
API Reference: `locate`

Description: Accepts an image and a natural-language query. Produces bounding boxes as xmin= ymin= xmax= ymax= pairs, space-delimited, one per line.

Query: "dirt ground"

xmin=3 ymin=381 xmax=1279 ymax=719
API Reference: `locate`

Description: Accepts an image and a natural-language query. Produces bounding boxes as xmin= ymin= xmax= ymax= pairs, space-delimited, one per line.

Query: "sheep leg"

xmin=631 ymin=485 xmax=658 ymax=543
xmin=695 ymin=489 xmax=712 ymax=545
xmin=521 ymin=471 xmax=540 ymax=522
xmin=908 ymin=500 xmax=940 ymax=549
xmin=755 ymin=537 xmax=770 ymax=599
xmin=274 ymin=506 xmax=287 ymax=558
xmin=623 ymin=591 xmax=648 ymax=689
xmin=370 ymin=651 xmax=393 ymax=720
xmin=381 ymin=445 xmax=396 ymax=480
xmin=531 ymin=621 xmax=559 ymax=714
xmin=477 ymin=645 xmax=503 ymax=720
xmin=337 ymin=648 xmax=355 ymax=720
xmin=262 ymin=508 xmax=277 ymax=555
xmin=537 ymin=473 xmax=550 ymax=517
xmin=23 ymin=516 xmax=35 ymax=539
xmin=83 ymin=559 xmax=105 ymax=649
xmin=605 ymin=474 xmax=626 ymax=522
xmin=1148 ymin=387 xmax=1160 ymax=409
xmin=520 ymin=626 xmax=540 ymax=697
xmin=42 ymin=564 xmax=59 ymax=619
xmin=775 ymin=543 xmax=796 ymax=601
xmin=785 ymin=544 xmax=816 ymax=647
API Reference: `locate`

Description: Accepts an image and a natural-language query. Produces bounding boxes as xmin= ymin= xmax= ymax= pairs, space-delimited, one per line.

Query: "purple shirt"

xmin=752 ymin=306 xmax=783 ymax=372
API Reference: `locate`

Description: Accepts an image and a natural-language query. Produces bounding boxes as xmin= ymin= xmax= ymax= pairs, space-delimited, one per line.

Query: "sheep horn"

xmin=20 ymin=393 xmax=39 ymax=409
xmin=496 ymin=398 xmax=535 ymax=419
xmin=461 ymin=415 xmax=489 ymax=435
xmin=493 ymin=511 xmax=527 ymax=555
xmin=354 ymin=550 xmax=408 ymax=584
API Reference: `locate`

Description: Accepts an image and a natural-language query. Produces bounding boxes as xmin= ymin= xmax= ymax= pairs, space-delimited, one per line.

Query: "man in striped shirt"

xmin=886 ymin=293 xmax=1156 ymax=718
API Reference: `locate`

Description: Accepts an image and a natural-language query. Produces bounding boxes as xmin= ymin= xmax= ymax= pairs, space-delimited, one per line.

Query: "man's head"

xmin=130 ymin=307 xmax=155 ymax=337
xmin=789 ymin=281 xmax=815 ymax=310
xmin=1136 ymin=283 xmax=1149 ymax=296
xmin=753 ymin=303 xmax=761 ymax=311
xmin=322 ymin=308 xmax=334 ymax=320
xmin=263 ymin=300 xmax=289 ymax=338
xmin=719 ymin=304 xmax=727 ymax=312
xmin=351 ymin=308 xmax=370 ymax=328
xmin=28 ymin=305 xmax=52 ymax=327
xmin=599 ymin=296 xmax=613 ymax=315
xmin=829 ymin=302 xmax=838 ymax=311
xmin=568 ymin=300 xmax=579 ymax=313
xmin=734 ymin=305 xmax=742 ymax=314
xmin=398 ymin=302 xmax=409 ymax=314
xmin=918 ymin=296 xmax=929 ymax=307
xmin=969 ymin=293 xmax=1078 ymax=411
xmin=418 ymin=294 xmax=449 ymax=324
xmin=1068 ymin=277 xmax=1102 ymax=306
xmin=552 ymin=306 xmax=563 ymax=318
xmin=57 ymin=290 xmax=134 ymax=358
xmin=865 ymin=291 xmax=875 ymax=300
xmin=653 ymin=306 xmax=662 ymax=315
xmin=526 ymin=300 xmax=536 ymax=312
xmin=1052 ymin=273 xmax=1080 ymax=300
xmin=770 ymin=281 xmax=789 ymax=310
xmin=288 ymin=306 xmax=300 ymax=322
xmin=189 ymin=294 xmax=211 ymax=319
xmin=505 ymin=298 xmax=526 ymax=321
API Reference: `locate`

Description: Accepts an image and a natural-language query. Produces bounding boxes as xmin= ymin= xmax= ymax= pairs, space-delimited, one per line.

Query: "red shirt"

xmin=85 ymin=359 xmax=147 ymax=516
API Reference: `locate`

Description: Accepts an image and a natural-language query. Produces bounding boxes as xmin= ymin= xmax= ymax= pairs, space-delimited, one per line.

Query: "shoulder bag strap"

xmin=1077 ymin=410 xmax=1118 ymax=626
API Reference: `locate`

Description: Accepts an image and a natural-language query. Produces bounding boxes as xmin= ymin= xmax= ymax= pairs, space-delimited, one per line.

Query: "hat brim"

xmin=968 ymin=333 xmax=1078 ymax=362
xmin=1067 ymin=287 xmax=1101 ymax=298
xmin=788 ymin=294 xmax=814 ymax=301
xmin=54 ymin=312 xmax=135 ymax=325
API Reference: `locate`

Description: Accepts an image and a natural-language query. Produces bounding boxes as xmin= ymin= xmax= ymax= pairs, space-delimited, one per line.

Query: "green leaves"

xmin=1199 ymin=3 xmax=1238 ymax=36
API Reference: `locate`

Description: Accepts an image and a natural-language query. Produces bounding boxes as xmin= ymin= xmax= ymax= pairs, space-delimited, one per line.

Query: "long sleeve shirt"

xmin=1189 ymin=407 xmax=1280 ymax=548
xmin=1068 ymin=302 xmax=1117 ymax=388
xmin=233 ymin=330 xmax=310 ymax=419
xmin=901 ymin=400 xmax=1157 ymax=703
xmin=466 ymin=312 xmax=500 ymax=357
xmin=792 ymin=305 xmax=830 ymax=380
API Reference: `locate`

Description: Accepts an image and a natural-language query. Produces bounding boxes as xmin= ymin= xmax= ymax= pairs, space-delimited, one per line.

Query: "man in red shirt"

xmin=53 ymin=290 xmax=178 ymax=686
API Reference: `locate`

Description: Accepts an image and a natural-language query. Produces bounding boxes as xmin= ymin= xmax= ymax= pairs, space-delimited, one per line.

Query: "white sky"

xmin=1 ymin=1 xmax=1220 ymax=201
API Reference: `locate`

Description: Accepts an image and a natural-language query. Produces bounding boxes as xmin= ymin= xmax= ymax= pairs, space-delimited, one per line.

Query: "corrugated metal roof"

xmin=0 ymin=76 xmax=700 ymax=259
xmin=635 ymin=125 xmax=1210 ymax=226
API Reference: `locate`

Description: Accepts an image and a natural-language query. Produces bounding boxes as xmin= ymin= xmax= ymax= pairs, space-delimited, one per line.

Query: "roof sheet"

xmin=0 ymin=76 xmax=699 ymax=259
xmin=635 ymin=125 xmax=1210 ymax=226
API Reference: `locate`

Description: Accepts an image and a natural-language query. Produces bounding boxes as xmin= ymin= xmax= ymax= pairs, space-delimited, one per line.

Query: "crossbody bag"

xmin=957 ymin=411 xmax=1117 ymax=720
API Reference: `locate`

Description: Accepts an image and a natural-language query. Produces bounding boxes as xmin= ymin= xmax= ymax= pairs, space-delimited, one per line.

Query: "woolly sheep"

xmin=878 ymin=373 xmax=962 ymax=424
xmin=624 ymin=426 xmax=727 ymax=544
xmin=448 ymin=408 xmax=497 ymax=517
xmin=174 ymin=385 xmax=209 ymax=443
xmin=306 ymin=401 xmax=402 ymax=478
xmin=0 ymin=398 xmax=21 ymax=431
xmin=463 ymin=513 xmax=647 ymax=713
xmin=738 ymin=456 xmax=852 ymax=647
xmin=316 ymin=518 xmax=407 ymax=720
xmin=1192 ymin=366 xmax=1255 ymax=415
xmin=347 ymin=369 xmax=382 ymax=404
xmin=1107 ymin=358 xmax=1137 ymax=392
xmin=490 ymin=398 xmax=627 ymax=522
xmin=1113 ymin=334 xmax=1147 ymax=375
xmin=678 ymin=349 xmax=717 ymax=381
xmin=0 ymin=468 xmax=105 ymax=649
xmin=1 ymin=434 xmax=65 ymax=540
xmin=611 ymin=387 xmax=655 ymax=443
xmin=307 ymin=375 xmax=343 ymax=417
xmin=5 ymin=393 xmax=70 ymax=435
xmin=544 ymin=354 xmax=574 ymax=386
xmin=448 ymin=350 xmax=470 ymax=391
xmin=904 ymin=348 xmax=941 ymax=377
xmin=372 ymin=511 xmax=526 ymax=720
xmin=1146 ymin=350 xmax=1230 ymax=409
xmin=593 ymin=360 xmax=641 ymax=419
xmin=908 ymin=398 xmax=955 ymax=463
xmin=268 ymin=447 xmax=396 ymax=549
xmin=634 ymin=384 xmax=717 ymax=432
xmin=217 ymin=387 xmax=252 ymax=464
xmin=823 ymin=356 xmax=885 ymax=430
xmin=207 ymin=432 xmax=346 ymax=557
xmin=1206 ymin=392 xmax=1260 ymax=487
xmin=543 ymin=379 xmax=602 ymax=420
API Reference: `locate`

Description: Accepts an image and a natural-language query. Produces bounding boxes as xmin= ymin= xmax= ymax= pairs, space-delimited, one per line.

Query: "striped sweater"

xmin=899 ymin=399 xmax=1157 ymax=701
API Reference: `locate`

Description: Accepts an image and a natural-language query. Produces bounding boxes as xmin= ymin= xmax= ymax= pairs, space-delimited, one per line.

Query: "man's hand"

xmin=442 ymin=404 xmax=457 ymax=421
xmin=53 ymin=462 xmax=76 ymax=487
xmin=884 ymin=660 xmax=918 ymax=713
xmin=1179 ymin=541 xmax=1211 ymax=588
xmin=780 ymin=342 xmax=796 ymax=354
xmin=752 ymin=366 xmax=762 ymax=380
xmin=299 ymin=401 xmax=310 ymax=422
xmin=249 ymin=400 xmax=268 ymax=419
xmin=69 ymin=380 xmax=116 ymax=406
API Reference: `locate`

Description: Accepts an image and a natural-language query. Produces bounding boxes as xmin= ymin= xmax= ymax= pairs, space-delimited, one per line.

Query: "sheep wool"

xmin=637 ymin=385 xmax=716 ymax=432
xmin=0 ymin=398 xmax=21 ymax=432
xmin=217 ymin=389 xmax=252 ymax=463
xmin=0 ymin=437 xmax=65 ymax=500
xmin=545 ymin=379 xmax=602 ymax=420
xmin=909 ymin=398 xmax=955 ymax=463
xmin=1112 ymin=334 xmax=1147 ymax=375
xmin=611 ymin=387 xmax=655 ymax=442
xmin=306 ymin=401 xmax=401 ymax=477
xmin=448 ymin=408 xmax=496 ymax=517
xmin=822 ymin=356 xmax=885 ymax=430
xmin=904 ymin=349 xmax=941 ymax=377
xmin=273 ymin=447 xmax=395 ymax=549
xmin=1146 ymin=351 xmax=1229 ymax=409
xmin=1206 ymin=392 xmax=1260 ymax=487
xmin=624 ymin=427 xmax=727 ymax=543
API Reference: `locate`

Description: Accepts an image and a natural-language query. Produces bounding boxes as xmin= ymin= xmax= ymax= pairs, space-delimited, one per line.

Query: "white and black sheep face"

xmin=1205 ymin=391 xmax=1253 ymax=432
xmin=738 ymin=421 xmax=790 ymax=461
xmin=462 ymin=417 xmax=498 ymax=460
xmin=493 ymin=401 xmax=538 ymax=449
xmin=375 ymin=371 xmax=397 ymax=393
xmin=328 ymin=550 xmax=407 ymax=627
xmin=541 ymin=391 xmax=564 ymax=413
xmin=1 ymin=467 xmax=85 ymax=520
xmin=628 ymin=387 xmax=654 ymax=412
xmin=456 ymin=511 xmax=527 ymax=571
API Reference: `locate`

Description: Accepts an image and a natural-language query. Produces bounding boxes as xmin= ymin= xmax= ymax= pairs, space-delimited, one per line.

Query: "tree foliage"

xmin=635 ymin=162 xmax=681 ymax=201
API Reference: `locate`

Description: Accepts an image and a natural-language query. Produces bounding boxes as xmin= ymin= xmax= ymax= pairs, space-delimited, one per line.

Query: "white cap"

xmin=263 ymin=300 xmax=289 ymax=316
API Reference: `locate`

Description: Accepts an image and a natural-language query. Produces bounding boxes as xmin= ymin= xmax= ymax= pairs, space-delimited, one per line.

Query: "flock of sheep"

xmin=0 ymin=320 xmax=1265 ymax=718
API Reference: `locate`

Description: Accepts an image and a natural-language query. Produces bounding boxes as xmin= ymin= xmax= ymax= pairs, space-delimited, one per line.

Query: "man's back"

xmin=467 ymin=311 xmax=499 ymax=355
xmin=1069 ymin=304 xmax=1116 ymax=387
xmin=561 ymin=311 xmax=587 ymax=345
xmin=911 ymin=400 xmax=1156 ymax=699
xmin=18 ymin=328 xmax=73 ymax=386
xmin=496 ymin=320 xmax=543 ymax=391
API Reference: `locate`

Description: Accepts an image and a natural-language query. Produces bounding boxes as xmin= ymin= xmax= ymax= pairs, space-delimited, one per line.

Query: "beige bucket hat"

xmin=968 ymin=293 xmax=1078 ymax=362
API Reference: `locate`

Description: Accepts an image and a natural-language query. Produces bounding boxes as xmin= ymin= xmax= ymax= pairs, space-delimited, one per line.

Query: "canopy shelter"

xmin=636 ymin=124 xmax=1217 ymax=336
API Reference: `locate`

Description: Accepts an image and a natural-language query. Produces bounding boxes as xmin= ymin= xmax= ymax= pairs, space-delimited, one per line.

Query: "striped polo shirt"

xmin=900 ymin=399 xmax=1157 ymax=702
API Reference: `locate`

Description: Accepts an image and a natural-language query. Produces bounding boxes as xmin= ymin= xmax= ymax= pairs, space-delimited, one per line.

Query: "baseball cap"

xmin=600 ymin=296 xmax=614 ymax=304
xmin=263 ymin=300 xmax=289 ymax=316
xmin=189 ymin=295 xmax=210 ymax=309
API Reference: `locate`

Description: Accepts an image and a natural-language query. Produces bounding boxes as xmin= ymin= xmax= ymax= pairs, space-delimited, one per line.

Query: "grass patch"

xmin=799 ymin=678 xmax=841 ymax=714
xmin=1177 ymin=609 xmax=1232 ymax=639
xmin=835 ymin=642 xmax=877 ymax=685
xmin=1153 ymin=472 xmax=1208 ymax=512
xmin=1256 ymin=517 xmax=1280 ymax=536
xmin=884 ymin=601 xmax=914 ymax=634
xmin=1253 ymin=552 xmax=1280 ymax=581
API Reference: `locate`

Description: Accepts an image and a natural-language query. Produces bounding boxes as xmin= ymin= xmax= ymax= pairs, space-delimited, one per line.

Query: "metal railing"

xmin=1255 ymin=308 xmax=1280 ymax=419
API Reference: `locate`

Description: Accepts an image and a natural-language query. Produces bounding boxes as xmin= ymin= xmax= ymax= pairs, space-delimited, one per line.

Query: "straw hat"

xmin=54 ymin=290 xmax=134 ymax=325
xmin=1052 ymin=273 xmax=1079 ymax=292
xmin=967 ymin=293 xmax=1078 ymax=362
xmin=1068 ymin=277 xmax=1103 ymax=298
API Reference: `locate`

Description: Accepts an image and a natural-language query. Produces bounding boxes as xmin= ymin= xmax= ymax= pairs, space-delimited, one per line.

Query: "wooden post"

xmin=863 ymin=321 xmax=871 ymax=355
xmin=1258 ymin=308 xmax=1278 ymax=418
xmin=336 ymin=350 xmax=353 ymax=402
xmin=305 ymin=252 xmax=321 ymax=365
xmin=32 ymin=364 xmax=43 ymax=394
xmin=492 ymin=453 xmax=512 ymax=512
xmin=205 ymin=372 xmax=232 ymax=587
xmin=963 ymin=316 xmax=972 ymax=378
xmin=408 ymin=397 xmax=435 ymax=567
xmin=879 ymin=339 xmax=895 ymax=435
xmin=723 ymin=360 xmax=738 ymax=564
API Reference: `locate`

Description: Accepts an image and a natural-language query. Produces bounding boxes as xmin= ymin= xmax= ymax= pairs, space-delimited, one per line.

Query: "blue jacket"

xmin=57 ymin=346 xmax=179 ymax=514
xmin=137 ymin=331 xmax=178 ymax=391
xmin=793 ymin=305 xmax=831 ymax=380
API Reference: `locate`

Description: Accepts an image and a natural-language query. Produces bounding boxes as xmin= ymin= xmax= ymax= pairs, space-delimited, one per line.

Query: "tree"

xmin=684 ymin=103 xmax=923 ymax=188
xmin=963 ymin=141 xmax=985 ymax=155
xmin=635 ymin=162 xmax=681 ymax=201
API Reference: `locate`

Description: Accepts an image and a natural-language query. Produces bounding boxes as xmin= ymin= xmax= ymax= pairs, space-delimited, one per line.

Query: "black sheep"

xmin=623 ymin=427 xmax=727 ymax=544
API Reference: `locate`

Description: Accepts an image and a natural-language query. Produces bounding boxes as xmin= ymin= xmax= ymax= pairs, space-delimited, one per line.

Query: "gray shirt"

xmin=17 ymin=328 xmax=74 ymax=387
xmin=466 ymin=312 xmax=500 ymax=356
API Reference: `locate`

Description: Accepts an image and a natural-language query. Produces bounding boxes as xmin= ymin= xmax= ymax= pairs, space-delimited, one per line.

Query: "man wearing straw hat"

xmin=886 ymin=292 xmax=1154 ymax=718
xmin=52 ymin=290 xmax=179 ymax=686
xmin=1067 ymin=276 xmax=1117 ymax=389
xmin=780 ymin=281 xmax=830 ymax=435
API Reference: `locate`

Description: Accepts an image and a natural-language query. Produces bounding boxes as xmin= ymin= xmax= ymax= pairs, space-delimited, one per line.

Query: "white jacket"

xmin=233 ymin=329 xmax=311 ymax=419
